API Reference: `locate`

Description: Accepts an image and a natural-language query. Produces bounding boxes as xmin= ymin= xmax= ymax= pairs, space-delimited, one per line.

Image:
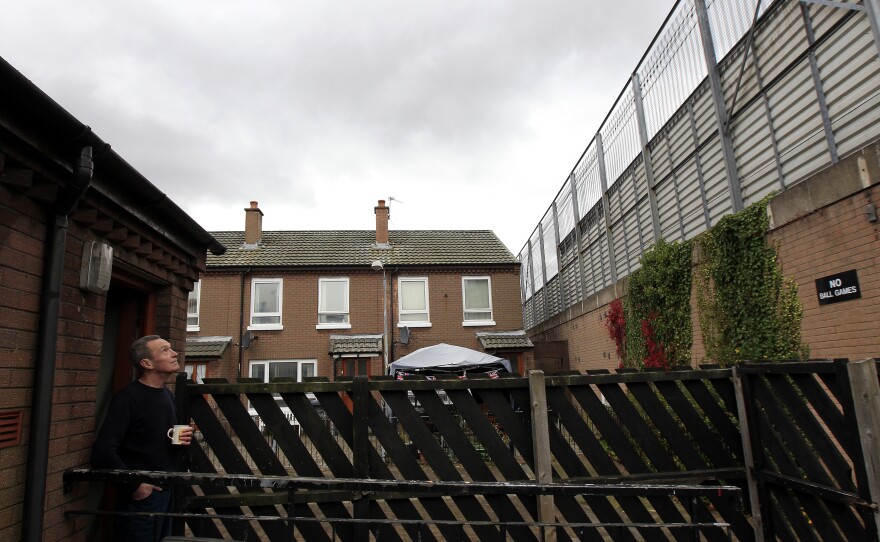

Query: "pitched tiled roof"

xmin=329 ymin=334 xmax=384 ymax=355
xmin=185 ymin=336 xmax=232 ymax=358
xmin=206 ymin=230 xmax=517 ymax=268
xmin=476 ymin=330 xmax=534 ymax=350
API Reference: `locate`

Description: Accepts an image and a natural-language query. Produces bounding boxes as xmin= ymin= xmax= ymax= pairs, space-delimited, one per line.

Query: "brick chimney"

xmin=374 ymin=199 xmax=390 ymax=247
xmin=244 ymin=201 xmax=263 ymax=246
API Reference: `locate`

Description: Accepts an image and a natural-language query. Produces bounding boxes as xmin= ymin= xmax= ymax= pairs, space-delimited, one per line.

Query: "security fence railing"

xmin=519 ymin=0 xmax=880 ymax=329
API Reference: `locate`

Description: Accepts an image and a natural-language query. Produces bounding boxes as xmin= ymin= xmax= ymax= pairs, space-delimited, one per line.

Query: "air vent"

xmin=0 ymin=411 xmax=23 ymax=449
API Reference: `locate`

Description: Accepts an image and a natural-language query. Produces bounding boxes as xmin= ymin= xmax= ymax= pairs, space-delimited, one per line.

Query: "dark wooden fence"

xmin=65 ymin=359 xmax=880 ymax=541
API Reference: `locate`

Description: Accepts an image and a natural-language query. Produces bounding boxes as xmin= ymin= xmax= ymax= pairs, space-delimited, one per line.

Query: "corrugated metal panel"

xmin=732 ymin=99 xmax=783 ymax=204
xmin=700 ymin=136 xmax=735 ymax=220
xmin=821 ymin=16 xmax=880 ymax=157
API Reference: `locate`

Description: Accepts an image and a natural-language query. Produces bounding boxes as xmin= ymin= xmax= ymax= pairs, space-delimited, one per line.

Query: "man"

xmin=91 ymin=335 xmax=193 ymax=542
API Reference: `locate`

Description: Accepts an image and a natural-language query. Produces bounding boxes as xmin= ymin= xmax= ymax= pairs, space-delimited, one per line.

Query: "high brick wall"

xmin=528 ymin=144 xmax=880 ymax=369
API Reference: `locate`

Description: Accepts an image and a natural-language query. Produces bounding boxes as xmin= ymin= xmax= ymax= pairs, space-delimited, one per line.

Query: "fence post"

xmin=172 ymin=372 xmax=190 ymax=537
xmin=846 ymin=359 xmax=880 ymax=541
xmin=732 ymin=366 xmax=765 ymax=542
xmin=529 ymin=370 xmax=555 ymax=542
xmin=352 ymin=375 xmax=370 ymax=541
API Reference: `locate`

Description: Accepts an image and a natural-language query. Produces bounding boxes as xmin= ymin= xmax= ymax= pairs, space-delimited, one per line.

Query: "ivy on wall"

xmin=619 ymin=239 xmax=694 ymax=370
xmin=696 ymin=196 xmax=807 ymax=365
xmin=606 ymin=197 xmax=807 ymax=369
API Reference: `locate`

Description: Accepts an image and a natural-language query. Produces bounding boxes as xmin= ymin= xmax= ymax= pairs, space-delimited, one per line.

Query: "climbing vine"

xmin=695 ymin=196 xmax=807 ymax=365
xmin=606 ymin=197 xmax=807 ymax=369
xmin=617 ymin=238 xmax=694 ymax=370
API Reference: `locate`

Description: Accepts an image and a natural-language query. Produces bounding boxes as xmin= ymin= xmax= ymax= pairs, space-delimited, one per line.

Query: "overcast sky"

xmin=1 ymin=1 xmax=672 ymax=255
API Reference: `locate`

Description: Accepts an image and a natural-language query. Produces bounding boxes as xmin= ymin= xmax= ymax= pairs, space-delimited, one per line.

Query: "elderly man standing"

xmin=91 ymin=335 xmax=193 ymax=542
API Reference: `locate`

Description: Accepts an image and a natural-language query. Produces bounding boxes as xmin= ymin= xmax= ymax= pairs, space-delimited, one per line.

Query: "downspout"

xmin=389 ymin=267 xmax=398 ymax=363
xmin=22 ymin=147 xmax=94 ymax=542
xmin=238 ymin=267 xmax=251 ymax=379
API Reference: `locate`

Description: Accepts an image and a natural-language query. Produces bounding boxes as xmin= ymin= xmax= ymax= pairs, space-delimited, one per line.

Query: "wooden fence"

xmin=65 ymin=359 xmax=879 ymax=541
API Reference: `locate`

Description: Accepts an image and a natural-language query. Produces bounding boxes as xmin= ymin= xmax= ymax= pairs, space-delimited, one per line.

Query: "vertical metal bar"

xmin=595 ymin=133 xmax=619 ymax=285
xmin=732 ymin=366 xmax=767 ymax=542
xmin=799 ymin=2 xmax=840 ymax=164
xmin=551 ymin=201 xmax=568 ymax=310
xmin=628 ymin=168 xmax=647 ymax=255
xmin=844 ymin=359 xmax=880 ymax=541
xmin=662 ymin=129 xmax=687 ymax=240
xmin=537 ymin=221 xmax=550 ymax=322
xmin=567 ymin=172 xmax=590 ymax=299
xmin=862 ymin=0 xmax=880 ymax=57
xmin=748 ymin=36 xmax=787 ymax=190
xmin=687 ymin=102 xmax=714 ymax=229
xmin=695 ymin=0 xmax=744 ymax=212
xmin=526 ymin=238 xmax=537 ymax=319
xmin=631 ymin=73 xmax=662 ymax=243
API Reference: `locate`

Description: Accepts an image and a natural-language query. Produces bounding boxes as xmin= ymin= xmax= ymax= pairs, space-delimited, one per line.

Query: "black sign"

xmin=815 ymin=269 xmax=861 ymax=306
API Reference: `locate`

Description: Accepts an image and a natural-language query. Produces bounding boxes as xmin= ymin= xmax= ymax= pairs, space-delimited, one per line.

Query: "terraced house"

xmin=186 ymin=199 xmax=532 ymax=389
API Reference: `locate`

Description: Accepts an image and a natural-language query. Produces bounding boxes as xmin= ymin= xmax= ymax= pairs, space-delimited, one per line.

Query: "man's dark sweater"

xmin=91 ymin=380 xmax=180 ymax=495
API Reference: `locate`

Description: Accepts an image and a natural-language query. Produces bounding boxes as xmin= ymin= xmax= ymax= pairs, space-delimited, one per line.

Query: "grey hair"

xmin=129 ymin=335 xmax=161 ymax=376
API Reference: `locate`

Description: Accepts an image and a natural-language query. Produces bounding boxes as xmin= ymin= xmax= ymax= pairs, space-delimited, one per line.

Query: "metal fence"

xmin=519 ymin=0 xmax=880 ymax=329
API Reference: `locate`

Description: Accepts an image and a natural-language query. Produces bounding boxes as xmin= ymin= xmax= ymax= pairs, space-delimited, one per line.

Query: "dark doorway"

xmin=88 ymin=275 xmax=157 ymax=541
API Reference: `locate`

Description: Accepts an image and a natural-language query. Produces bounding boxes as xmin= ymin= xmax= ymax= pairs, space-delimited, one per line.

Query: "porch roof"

xmin=476 ymin=330 xmax=534 ymax=350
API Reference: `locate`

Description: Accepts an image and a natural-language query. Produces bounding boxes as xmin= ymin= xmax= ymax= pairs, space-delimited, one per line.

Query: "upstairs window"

xmin=398 ymin=277 xmax=430 ymax=326
xmin=463 ymin=276 xmax=495 ymax=325
xmin=187 ymin=281 xmax=201 ymax=331
xmin=318 ymin=278 xmax=350 ymax=328
xmin=250 ymin=278 xmax=282 ymax=329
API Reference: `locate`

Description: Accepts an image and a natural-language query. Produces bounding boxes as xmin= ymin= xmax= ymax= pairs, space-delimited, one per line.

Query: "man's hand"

xmin=132 ymin=483 xmax=162 ymax=501
xmin=178 ymin=425 xmax=194 ymax=446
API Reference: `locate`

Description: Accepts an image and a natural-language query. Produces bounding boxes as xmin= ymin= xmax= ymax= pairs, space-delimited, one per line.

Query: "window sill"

xmin=398 ymin=322 xmax=431 ymax=328
xmin=187 ymin=325 xmax=200 ymax=332
xmin=316 ymin=324 xmax=352 ymax=330
xmin=462 ymin=320 xmax=496 ymax=327
xmin=247 ymin=324 xmax=283 ymax=331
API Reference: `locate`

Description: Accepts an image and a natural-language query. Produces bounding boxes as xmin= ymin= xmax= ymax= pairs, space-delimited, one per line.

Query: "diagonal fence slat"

xmin=384 ymin=385 xmax=503 ymax=541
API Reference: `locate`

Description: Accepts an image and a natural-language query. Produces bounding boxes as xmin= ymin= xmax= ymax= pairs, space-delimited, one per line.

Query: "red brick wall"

xmin=769 ymin=189 xmax=880 ymax=360
xmin=194 ymin=267 xmax=524 ymax=380
xmin=1 ymin=174 xmax=204 ymax=541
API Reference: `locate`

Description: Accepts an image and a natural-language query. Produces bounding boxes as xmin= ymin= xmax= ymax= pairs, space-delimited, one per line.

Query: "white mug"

xmin=166 ymin=424 xmax=189 ymax=445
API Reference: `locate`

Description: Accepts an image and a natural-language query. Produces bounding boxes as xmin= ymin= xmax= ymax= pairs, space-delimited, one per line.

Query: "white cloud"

xmin=1 ymin=0 xmax=672 ymax=253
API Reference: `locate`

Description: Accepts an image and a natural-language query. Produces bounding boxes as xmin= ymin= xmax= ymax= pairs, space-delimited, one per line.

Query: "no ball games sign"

xmin=815 ymin=269 xmax=861 ymax=306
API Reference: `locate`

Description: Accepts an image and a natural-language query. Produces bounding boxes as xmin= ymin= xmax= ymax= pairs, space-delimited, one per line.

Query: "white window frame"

xmin=462 ymin=276 xmax=495 ymax=326
xmin=317 ymin=277 xmax=351 ymax=329
xmin=397 ymin=277 xmax=431 ymax=327
xmin=247 ymin=359 xmax=318 ymax=425
xmin=249 ymin=277 xmax=283 ymax=330
xmin=187 ymin=280 xmax=201 ymax=332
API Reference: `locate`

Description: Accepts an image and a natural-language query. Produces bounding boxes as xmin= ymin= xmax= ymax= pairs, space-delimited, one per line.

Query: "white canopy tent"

xmin=388 ymin=343 xmax=511 ymax=376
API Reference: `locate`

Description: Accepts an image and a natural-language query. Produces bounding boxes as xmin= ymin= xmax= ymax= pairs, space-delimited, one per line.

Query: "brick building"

xmin=186 ymin=199 xmax=532 ymax=392
xmin=0 ymin=57 xmax=223 ymax=541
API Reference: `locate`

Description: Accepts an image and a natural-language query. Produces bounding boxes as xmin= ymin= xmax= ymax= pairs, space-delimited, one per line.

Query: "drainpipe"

xmin=238 ymin=267 xmax=251 ymax=380
xmin=22 ymin=147 xmax=94 ymax=542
